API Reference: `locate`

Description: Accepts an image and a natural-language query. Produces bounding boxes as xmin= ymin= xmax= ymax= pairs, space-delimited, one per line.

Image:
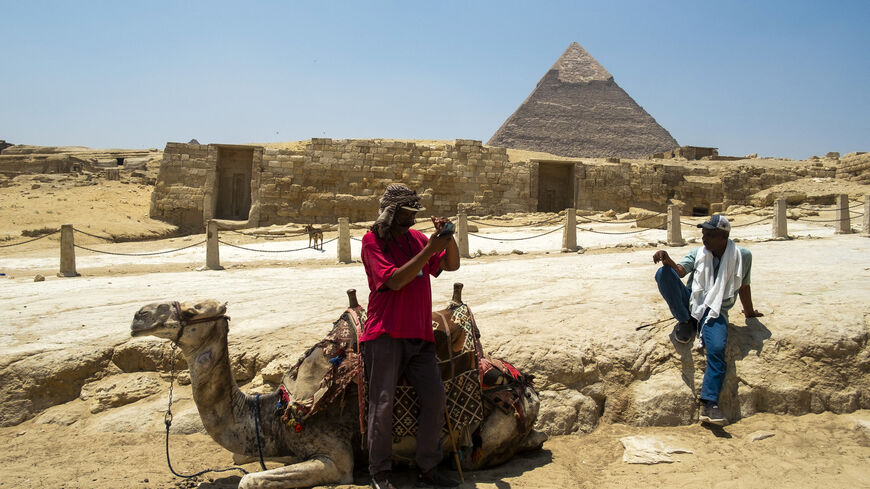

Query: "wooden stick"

xmin=443 ymin=403 xmax=464 ymax=483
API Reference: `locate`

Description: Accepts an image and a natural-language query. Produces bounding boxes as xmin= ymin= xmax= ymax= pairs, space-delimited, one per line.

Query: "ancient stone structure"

xmin=0 ymin=145 xmax=158 ymax=177
xmin=151 ymin=139 xmax=534 ymax=230
xmin=488 ymin=42 xmax=679 ymax=159
xmin=654 ymin=145 xmax=719 ymax=160
xmin=837 ymin=152 xmax=870 ymax=184
xmin=151 ymin=137 xmax=855 ymax=230
xmin=574 ymin=159 xmax=838 ymax=215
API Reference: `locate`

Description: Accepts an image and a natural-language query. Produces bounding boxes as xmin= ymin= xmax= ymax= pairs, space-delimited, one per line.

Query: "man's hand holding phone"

xmin=428 ymin=217 xmax=454 ymax=252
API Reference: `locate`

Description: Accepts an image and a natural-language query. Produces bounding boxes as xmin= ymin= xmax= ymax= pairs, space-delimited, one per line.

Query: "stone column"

xmin=58 ymin=224 xmax=79 ymax=277
xmin=206 ymin=220 xmax=224 ymax=270
xmin=863 ymin=195 xmax=870 ymax=236
xmin=562 ymin=208 xmax=578 ymax=252
xmin=456 ymin=213 xmax=470 ymax=258
xmin=836 ymin=194 xmax=851 ymax=234
xmin=772 ymin=199 xmax=788 ymax=239
xmin=338 ymin=218 xmax=352 ymax=263
xmin=667 ymin=205 xmax=685 ymax=246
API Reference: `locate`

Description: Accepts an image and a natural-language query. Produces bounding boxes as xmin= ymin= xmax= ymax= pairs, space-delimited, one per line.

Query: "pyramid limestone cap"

xmin=551 ymin=42 xmax=613 ymax=83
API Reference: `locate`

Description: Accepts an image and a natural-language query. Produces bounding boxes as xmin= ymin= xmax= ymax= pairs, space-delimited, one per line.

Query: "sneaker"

xmin=416 ymin=468 xmax=459 ymax=488
xmin=673 ymin=319 xmax=697 ymax=344
xmin=699 ymin=403 xmax=728 ymax=426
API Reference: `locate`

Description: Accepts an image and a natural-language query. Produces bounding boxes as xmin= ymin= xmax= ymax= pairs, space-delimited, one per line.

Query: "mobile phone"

xmin=436 ymin=221 xmax=455 ymax=238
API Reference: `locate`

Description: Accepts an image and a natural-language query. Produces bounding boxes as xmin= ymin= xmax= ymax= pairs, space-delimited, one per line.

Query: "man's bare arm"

xmin=738 ymin=284 xmax=763 ymax=317
xmin=440 ymin=235 xmax=460 ymax=271
xmin=653 ymin=250 xmax=687 ymax=278
xmin=384 ymin=237 xmax=450 ymax=290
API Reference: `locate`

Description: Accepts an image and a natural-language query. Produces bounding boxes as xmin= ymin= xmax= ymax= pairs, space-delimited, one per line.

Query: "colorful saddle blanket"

xmin=277 ymin=300 xmax=529 ymax=441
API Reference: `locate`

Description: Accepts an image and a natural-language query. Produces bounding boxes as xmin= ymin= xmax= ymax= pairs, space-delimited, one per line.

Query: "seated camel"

xmin=130 ymin=283 xmax=546 ymax=489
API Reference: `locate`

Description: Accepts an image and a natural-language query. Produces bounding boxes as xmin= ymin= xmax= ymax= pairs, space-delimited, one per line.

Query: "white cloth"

xmin=689 ymin=239 xmax=743 ymax=324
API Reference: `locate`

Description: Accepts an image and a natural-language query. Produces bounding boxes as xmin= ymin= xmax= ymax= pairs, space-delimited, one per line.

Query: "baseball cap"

xmin=697 ymin=215 xmax=731 ymax=232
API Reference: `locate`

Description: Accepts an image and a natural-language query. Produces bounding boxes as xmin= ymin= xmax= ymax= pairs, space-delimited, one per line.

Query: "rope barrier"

xmin=576 ymin=214 xmax=665 ymax=225
xmin=217 ymin=237 xmax=338 ymax=253
xmin=0 ymin=229 xmax=60 ymax=248
xmin=729 ymin=216 xmax=773 ymax=228
xmin=72 ymin=228 xmax=115 ymax=241
xmin=467 ymin=216 xmax=561 ymax=228
xmin=576 ymin=226 xmax=654 ymax=235
xmin=224 ymin=229 xmax=310 ymax=239
xmin=74 ymin=240 xmax=207 ymax=256
xmin=796 ymin=213 xmax=864 ymax=223
xmin=350 ymin=237 xmax=363 ymax=242
xmin=469 ymin=226 xmax=564 ymax=241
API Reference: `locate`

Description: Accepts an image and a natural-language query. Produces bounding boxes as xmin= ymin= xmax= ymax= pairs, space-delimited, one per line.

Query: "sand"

xmin=1 ymin=170 xmax=869 ymax=489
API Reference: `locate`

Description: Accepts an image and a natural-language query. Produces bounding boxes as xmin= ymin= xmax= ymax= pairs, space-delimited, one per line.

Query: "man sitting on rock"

xmin=652 ymin=214 xmax=762 ymax=426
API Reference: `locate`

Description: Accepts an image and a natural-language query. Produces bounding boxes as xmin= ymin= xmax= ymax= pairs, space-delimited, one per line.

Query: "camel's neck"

xmin=180 ymin=319 xmax=279 ymax=455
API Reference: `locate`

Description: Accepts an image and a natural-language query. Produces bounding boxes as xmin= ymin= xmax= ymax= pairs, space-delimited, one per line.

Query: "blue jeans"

xmin=655 ymin=266 xmax=729 ymax=404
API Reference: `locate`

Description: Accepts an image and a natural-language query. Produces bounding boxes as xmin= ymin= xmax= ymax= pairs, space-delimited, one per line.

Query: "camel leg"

xmin=518 ymin=429 xmax=548 ymax=452
xmin=238 ymin=454 xmax=353 ymax=489
xmin=232 ymin=453 xmax=301 ymax=466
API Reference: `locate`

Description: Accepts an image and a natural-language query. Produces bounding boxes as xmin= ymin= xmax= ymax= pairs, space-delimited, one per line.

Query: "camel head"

xmin=131 ymin=300 xmax=228 ymax=349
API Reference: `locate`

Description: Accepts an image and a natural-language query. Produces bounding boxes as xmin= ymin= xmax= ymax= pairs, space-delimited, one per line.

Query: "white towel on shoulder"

xmin=690 ymin=239 xmax=742 ymax=323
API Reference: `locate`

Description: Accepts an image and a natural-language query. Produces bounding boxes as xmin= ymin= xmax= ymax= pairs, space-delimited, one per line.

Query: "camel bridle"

xmin=163 ymin=302 xmax=266 ymax=478
xmin=170 ymin=301 xmax=229 ymax=344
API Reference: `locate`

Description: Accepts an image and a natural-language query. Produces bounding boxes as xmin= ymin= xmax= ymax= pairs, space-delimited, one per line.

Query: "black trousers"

xmin=363 ymin=335 xmax=445 ymax=475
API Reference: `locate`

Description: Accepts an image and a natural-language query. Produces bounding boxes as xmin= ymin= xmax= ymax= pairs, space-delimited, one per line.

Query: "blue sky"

xmin=2 ymin=1 xmax=867 ymax=159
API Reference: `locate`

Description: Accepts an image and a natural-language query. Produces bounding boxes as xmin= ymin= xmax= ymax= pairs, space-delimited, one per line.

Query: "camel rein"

xmin=163 ymin=305 xmax=268 ymax=479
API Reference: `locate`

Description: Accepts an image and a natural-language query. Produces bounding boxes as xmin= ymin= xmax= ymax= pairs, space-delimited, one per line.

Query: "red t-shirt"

xmin=360 ymin=229 xmax=444 ymax=343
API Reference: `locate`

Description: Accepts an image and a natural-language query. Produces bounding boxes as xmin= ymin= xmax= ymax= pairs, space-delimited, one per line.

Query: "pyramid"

xmin=488 ymin=42 xmax=678 ymax=159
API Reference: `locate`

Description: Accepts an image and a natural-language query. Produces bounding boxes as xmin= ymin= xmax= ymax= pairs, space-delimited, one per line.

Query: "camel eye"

xmin=135 ymin=311 xmax=151 ymax=321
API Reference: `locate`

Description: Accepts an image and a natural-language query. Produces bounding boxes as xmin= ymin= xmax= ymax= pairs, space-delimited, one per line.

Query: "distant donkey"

xmin=304 ymin=224 xmax=323 ymax=250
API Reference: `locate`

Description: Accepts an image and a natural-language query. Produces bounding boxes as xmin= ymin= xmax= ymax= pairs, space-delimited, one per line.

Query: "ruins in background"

xmin=151 ymin=138 xmax=865 ymax=231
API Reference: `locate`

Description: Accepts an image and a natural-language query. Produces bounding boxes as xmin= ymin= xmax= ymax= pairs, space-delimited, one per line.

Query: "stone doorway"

xmin=537 ymin=162 xmax=575 ymax=212
xmin=215 ymin=147 xmax=253 ymax=220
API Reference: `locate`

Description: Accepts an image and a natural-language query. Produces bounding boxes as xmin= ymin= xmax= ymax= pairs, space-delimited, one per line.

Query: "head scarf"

xmin=371 ymin=184 xmax=422 ymax=239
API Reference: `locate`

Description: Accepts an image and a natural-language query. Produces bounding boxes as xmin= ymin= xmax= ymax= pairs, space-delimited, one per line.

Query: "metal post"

xmin=456 ymin=213 xmax=470 ymax=258
xmin=772 ymin=199 xmax=788 ymax=239
xmin=338 ymin=217 xmax=352 ymax=263
xmin=836 ymin=194 xmax=851 ymax=234
xmin=206 ymin=220 xmax=224 ymax=270
xmin=562 ymin=208 xmax=578 ymax=252
xmin=667 ymin=205 xmax=685 ymax=246
xmin=863 ymin=195 xmax=869 ymax=237
xmin=58 ymin=224 xmax=79 ymax=277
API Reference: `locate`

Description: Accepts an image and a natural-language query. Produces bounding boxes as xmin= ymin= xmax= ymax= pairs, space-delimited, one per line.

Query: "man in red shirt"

xmin=361 ymin=184 xmax=460 ymax=489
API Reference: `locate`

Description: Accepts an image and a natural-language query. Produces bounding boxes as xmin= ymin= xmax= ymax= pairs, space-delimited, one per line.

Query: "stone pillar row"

xmin=51 ymin=193 xmax=869 ymax=277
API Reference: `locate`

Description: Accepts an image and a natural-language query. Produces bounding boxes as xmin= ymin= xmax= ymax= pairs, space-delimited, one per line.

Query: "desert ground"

xmin=1 ymin=168 xmax=869 ymax=489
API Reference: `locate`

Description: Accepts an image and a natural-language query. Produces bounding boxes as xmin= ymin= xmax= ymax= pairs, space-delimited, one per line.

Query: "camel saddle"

xmin=278 ymin=296 xmax=528 ymax=442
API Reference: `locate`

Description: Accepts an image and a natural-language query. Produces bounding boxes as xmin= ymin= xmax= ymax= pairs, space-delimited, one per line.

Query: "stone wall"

xmin=575 ymin=160 xmax=838 ymax=213
xmin=837 ymin=152 xmax=870 ymax=184
xmin=0 ymin=154 xmax=84 ymax=176
xmin=151 ymin=139 xmax=533 ymax=230
xmin=151 ymin=138 xmax=853 ymax=231
xmin=149 ymin=143 xmax=216 ymax=230
xmin=0 ymin=147 xmax=160 ymax=178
